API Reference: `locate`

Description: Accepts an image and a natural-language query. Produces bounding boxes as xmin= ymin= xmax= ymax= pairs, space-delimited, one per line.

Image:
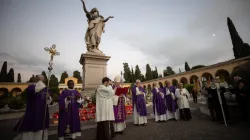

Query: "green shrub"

xmin=184 ymin=84 xmax=194 ymax=93
xmin=8 ymin=98 xmax=25 ymax=110
xmin=0 ymin=98 xmax=10 ymax=108
xmin=91 ymin=92 xmax=96 ymax=104
xmin=49 ymin=87 xmax=60 ymax=95
xmin=51 ymin=94 xmax=59 ymax=102
xmin=20 ymin=89 xmax=27 ymax=101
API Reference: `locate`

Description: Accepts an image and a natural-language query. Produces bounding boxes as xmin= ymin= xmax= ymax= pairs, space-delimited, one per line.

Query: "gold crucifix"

xmin=44 ymin=44 xmax=60 ymax=61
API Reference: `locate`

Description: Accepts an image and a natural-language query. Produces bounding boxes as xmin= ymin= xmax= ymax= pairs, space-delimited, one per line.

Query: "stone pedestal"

xmin=79 ymin=52 xmax=110 ymax=96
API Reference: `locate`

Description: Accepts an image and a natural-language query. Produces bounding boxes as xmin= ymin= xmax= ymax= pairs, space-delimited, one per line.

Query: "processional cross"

xmin=42 ymin=44 xmax=60 ymax=140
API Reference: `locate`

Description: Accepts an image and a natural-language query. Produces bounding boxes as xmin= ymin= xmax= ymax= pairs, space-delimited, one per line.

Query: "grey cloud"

xmin=119 ymin=0 xmax=250 ymax=73
xmin=0 ymin=52 xmax=72 ymax=78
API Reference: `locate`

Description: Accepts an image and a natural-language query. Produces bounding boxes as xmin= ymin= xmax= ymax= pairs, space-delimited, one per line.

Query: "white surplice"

xmin=133 ymin=87 xmax=147 ymax=125
xmin=21 ymin=81 xmax=52 ymax=140
xmin=96 ymin=85 xmax=115 ymax=122
xmin=165 ymin=88 xmax=179 ymax=120
xmin=175 ymin=88 xmax=190 ymax=109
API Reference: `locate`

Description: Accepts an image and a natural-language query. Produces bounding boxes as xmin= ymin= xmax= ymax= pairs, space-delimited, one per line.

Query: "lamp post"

xmin=42 ymin=44 xmax=60 ymax=140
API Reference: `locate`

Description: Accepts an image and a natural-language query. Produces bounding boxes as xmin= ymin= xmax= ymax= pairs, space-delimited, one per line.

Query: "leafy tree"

xmin=49 ymin=74 xmax=59 ymax=87
xmin=134 ymin=65 xmax=142 ymax=81
xmin=20 ymin=89 xmax=27 ymax=101
xmin=60 ymin=71 xmax=69 ymax=83
xmin=41 ymin=71 xmax=48 ymax=85
xmin=191 ymin=65 xmax=206 ymax=70
xmin=145 ymin=64 xmax=153 ymax=80
xmin=185 ymin=62 xmax=191 ymax=71
xmin=0 ymin=61 xmax=7 ymax=82
xmin=123 ymin=63 xmax=132 ymax=83
xmin=0 ymin=88 xmax=9 ymax=99
xmin=28 ymin=74 xmax=37 ymax=82
xmin=73 ymin=70 xmax=82 ymax=83
xmin=158 ymin=74 xmax=163 ymax=78
xmin=131 ymin=67 xmax=135 ymax=83
xmin=6 ymin=68 xmax=14 ymax=82
xmin=227 ymin=17 xmax=250 ymax=58
xmin=140 ymin=74 xmax=145 ymax=82
xmin=50 ymin=87 xmax=60 ymax=95
xmin=17 ymin=73 xmax=21 ymax=82
xmin=184 ymin=84 xmax=194 ymax=93
xmin=163 ymin=66 xmax=175 ymax=77
xmin=152 ymin=67 xmax=159 ymax=79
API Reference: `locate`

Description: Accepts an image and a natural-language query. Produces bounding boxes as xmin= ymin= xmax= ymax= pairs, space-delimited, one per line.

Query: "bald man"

xmin=13 ymin=74 xmax=52 ymax=140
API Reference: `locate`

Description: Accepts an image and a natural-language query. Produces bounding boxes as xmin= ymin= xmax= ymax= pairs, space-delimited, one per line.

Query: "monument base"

xmin=79 ymin=52 xmax=110 ymax=96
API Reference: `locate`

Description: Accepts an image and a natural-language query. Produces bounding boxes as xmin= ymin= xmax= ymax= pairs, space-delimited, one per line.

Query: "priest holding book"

xmin=112 ymin=75 xmax=128 ymax=134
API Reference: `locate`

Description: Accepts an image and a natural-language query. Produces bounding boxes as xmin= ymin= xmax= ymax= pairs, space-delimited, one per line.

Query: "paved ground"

xmin=48 ymin=113 xmax=250 ymax=140
xmin=0 ymin=104 xmax=59 ymax=140
xmin=2 ymin=98 xmax=249 ymax=140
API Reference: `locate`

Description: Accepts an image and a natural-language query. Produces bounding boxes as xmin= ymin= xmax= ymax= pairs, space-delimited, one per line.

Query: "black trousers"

xmin=193 ymin=95 xmax=197 ymax=103
xmin=180 ymin=108 xmax=192 ymax=121
xmin=96 ymin=121 xmax=115 ymax=140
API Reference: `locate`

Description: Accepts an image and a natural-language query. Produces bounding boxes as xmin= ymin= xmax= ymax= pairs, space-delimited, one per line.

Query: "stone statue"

xmin=81 ymin=0 xmax=114 ymax=53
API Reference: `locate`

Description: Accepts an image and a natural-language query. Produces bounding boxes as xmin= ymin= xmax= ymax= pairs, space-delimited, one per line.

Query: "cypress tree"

xmin=6 ymin=68 xmax=14 ymax=82
xmin=0 ymin=61 xmax=8 ymax=82
xmin=17 ymin=73 xmax=21 ymax=82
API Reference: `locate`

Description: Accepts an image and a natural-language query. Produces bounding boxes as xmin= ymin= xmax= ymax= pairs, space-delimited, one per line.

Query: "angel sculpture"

xmin=81 ymin=0 xmax=114 ymax=53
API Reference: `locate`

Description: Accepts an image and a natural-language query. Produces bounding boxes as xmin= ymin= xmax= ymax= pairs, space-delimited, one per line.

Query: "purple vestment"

xmin=13 ymin=84 xmax=51 ymax=133
xmin=112 ymin=85 xmax=127 ymax=123
xmin=165 ymin=86 xmax=178 ymax=112
xmin=58 ymin=89 xmax=82 ymax=137
xmin=152 ymin=88 xmax=166 ymax=115
xmin=131 ymin=86 xmax=147 ymax=116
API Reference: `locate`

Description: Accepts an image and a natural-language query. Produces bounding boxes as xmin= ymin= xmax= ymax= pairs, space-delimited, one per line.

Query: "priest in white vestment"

xmin=175 ymin=83 xmax=192 ymax=121
xmin=132 ymin=80 xmax=148 ymax=125
xmin=96 ymin=77 xmax=116 ymax=140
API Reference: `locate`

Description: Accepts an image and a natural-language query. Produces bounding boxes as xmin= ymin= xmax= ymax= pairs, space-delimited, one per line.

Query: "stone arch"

xmin=180 ymin=77 xmax=188 ymax=85
xmin=190 ymin=75 xmax=200 ymax=91
xmin=201 ymin=72 xmax=213 ymax=87
xmin=215 ymin=69 xmax=230 ymax=82
xmin=190 ymin=75 xmax=199 ymax=84
xmin=0 ymin=88 xmax=9 ymax=98
xmin=11 ymin=88 xmax=22 ymax=97
xmin=172 ymin=79 xmax=178 ymax=86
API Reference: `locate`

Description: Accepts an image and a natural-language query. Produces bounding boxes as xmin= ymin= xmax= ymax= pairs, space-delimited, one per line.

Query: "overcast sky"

xmin=0 ymin=0 xmax=250 ymax=82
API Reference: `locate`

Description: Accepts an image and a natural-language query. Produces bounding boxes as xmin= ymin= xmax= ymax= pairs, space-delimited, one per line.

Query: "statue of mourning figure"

xmin=81 ymin=0 xmax=114 ymax=54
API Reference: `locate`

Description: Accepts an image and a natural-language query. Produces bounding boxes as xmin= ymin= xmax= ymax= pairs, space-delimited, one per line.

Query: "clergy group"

xmin=13 ymin=74 xmax=148 ymax=140
xmin=152 ymin=81 xmax=192 ymax=122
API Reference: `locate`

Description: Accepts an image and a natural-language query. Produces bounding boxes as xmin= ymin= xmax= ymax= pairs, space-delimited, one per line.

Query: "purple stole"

xmin=58 ymin=89 xmax=82 ymax=137
xmin=165 ymin=86 xmax=178 ymax=112
xmin=113 ymin=85 xmax=127 ymax=122
xmin=152 ymin=87 xmax=166 ymax=115
xmin=132 ymin=86 xmax=147 ymax=116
